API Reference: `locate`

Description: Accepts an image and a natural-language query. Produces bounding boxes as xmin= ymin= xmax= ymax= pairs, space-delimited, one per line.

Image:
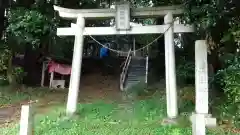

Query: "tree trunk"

xmin=23 ymin=43 xmax=37 ymax=86
xmin=7 ymin=53 xmax=16 ymax=86
xmin=0 ymin=7 xmax=5 ymax=39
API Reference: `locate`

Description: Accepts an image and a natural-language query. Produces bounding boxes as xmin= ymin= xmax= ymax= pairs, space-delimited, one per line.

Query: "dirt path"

xmin=0 ymin=73 xmax=121 ymax=127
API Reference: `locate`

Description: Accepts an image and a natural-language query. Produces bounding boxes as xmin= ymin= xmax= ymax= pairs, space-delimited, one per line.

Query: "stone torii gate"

xmin=54 ymin=4 xmax=194 ymax=118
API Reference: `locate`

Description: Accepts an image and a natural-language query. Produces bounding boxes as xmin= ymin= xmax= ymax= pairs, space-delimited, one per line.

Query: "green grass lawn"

xmin=0 ymin=86 xmax=49 ymax=107
xmin=0 ymin=86 xmax=57 ymax=108
xmin=0 ymin=92 xmax=236 ymax=135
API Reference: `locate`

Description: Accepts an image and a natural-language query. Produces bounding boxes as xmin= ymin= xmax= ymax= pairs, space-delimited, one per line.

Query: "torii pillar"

xmin=164 ymin=12 xmax=178 ymax=118
xmin=66 ymin=15 xmax=85 ymax=116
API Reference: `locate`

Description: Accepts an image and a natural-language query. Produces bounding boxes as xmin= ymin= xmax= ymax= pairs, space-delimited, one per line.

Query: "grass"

xmin=0 ymin=91 xmax=237 ymax=135
xmin=0 ymin=86 xmax=52 ymax=107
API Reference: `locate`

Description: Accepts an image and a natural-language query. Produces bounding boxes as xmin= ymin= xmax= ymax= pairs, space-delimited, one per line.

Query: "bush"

xmin=0 ymin=49 xmax=10 ymax=73
xmin=215 ymin=54 xmax=240 ymax=127
xmin=216 ymin=55 xmax=240 ymax=103
xmin=178 ymin=86 xmax=195 ymax=113
xmin=13 ymin=67 xmax=26 ymax=84
xmin=0 ymin=76 xmax=9 ymax=86
xmin=176 ymin=57 xmax=195 ymax=85
xmin=7 ymin=8 xmax=51 ymax=46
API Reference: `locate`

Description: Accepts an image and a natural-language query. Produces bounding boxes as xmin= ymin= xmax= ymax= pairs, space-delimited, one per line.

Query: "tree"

xmin=5 ymin=7 xmax=52 ymax=85
xmin=182 ymin=0 xmax=240 ymax=49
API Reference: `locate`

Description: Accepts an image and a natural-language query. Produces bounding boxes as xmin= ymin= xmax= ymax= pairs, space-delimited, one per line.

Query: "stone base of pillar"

xmin=161 ymin=118 xmax=178 ymax=125
xmin=190 ymin=112 xmax=217 ymax=135
xmin=190 ymin=112 xmax=217 ymax=128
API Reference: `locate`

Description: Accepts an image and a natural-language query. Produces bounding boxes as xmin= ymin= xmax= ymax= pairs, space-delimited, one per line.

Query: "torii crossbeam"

xmin=54 ymin=5 xmax=184 ymax=19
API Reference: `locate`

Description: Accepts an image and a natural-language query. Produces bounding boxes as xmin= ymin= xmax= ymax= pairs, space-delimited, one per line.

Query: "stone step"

xmin=129 ymin=67 xmax=146 ymax=70
xmin=128 ymin=70 xmax=145 ymax=73
xmin=123 ymin=58 xmax=147 ymax=90
xmin=127 ymin=76 xmax=145 ymax=78
xmin=126 ymin=79 xmax=142 ymax=82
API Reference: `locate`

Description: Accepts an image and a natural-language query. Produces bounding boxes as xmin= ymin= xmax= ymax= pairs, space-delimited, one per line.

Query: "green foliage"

xmin=0 ymin=87 xmax=49 ymax=106
xmin=216 ymin=55 xmax=240 ymax=103
xmin=183 ymin=0 xmax=235 ymax=31
xmin=0 ymin=49 xmax=11 ymax=73
xmin=12 ymin=67 xmax=26 ymax=84
xmin=0 ymin=76 xmax=9 ymax=86
xmin=215 ymin=55 xmax=240 ymax=127
xmin=0 ymin=47 xmax=10 ymax=86
xmin=217 ymin=102 xmax=240 ymax=128
xmin=182 ymin=0 xmax=239 ymax=52
xmin=222 ymin=23 xmax=240 ymax=45
xmin=176 ymin=57 xmax=195 ymax=85
xmin=6 ymin=8 xmax=51 ymax=47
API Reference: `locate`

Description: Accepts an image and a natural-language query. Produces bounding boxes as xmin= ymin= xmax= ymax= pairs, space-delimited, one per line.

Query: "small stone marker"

xmin=19 ymin=104 xmax=34 ymax=135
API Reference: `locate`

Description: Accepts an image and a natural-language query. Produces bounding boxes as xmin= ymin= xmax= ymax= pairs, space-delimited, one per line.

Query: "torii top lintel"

xmin=53 ymin=5 xmax=183 ymax=19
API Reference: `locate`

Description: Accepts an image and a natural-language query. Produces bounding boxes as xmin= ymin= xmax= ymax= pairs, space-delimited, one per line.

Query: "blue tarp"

xmin=100 ymin=47 xmax=109 ymax=58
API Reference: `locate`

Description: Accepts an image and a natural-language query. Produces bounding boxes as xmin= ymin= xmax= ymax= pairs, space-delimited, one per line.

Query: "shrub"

xmin=216 ymin=55 xmax=240 ymax=103
xmin=178 ymin=86 xmax=195 ymax=113
xmin=13 ymin=67 xmax=26 ymax=84
xmin=0 ymin=49 xmax=10 ymax=73
xmin=0 ymin=76 xmax=9 ymax=86
xmin=176 ymin=57 xmax=195 ymax=85
xmin=215 ymin=54 xmax=240 ymax=127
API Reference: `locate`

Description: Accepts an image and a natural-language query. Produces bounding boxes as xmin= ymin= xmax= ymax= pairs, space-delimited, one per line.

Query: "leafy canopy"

xmin=7 ymin=8 xmax=51 ymax=47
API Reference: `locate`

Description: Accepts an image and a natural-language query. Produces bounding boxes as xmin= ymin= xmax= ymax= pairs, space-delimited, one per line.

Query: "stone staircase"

xmin=124 ymin=57 xmax=146 ymax=90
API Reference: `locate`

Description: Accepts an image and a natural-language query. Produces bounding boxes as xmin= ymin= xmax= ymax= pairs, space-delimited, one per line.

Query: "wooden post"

xmin=133 ymin=38 xmax=136 ymax=56
xmin=164 ymin=12 xmax=178 ymax=118
xmin=145 ymin=56 xmax=148 ymax=84
xmin=66 ymin=15 xmax=85 ymax=116
xmin=49 ymin=72 xmax=54 ymax=88
xmin=19 ymin=104 xmax=34 ymax=135
xmin=41 ymin=62 xmax=46 ymax=87
xmin=145 ymin=46 xmax=149 ymax=84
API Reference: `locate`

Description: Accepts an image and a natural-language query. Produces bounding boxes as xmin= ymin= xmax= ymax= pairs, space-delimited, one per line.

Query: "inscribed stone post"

xmin=192 ymin=40 xmax=209 ymax=135
xmin=195 ymin=40 xmax=208 ymax=114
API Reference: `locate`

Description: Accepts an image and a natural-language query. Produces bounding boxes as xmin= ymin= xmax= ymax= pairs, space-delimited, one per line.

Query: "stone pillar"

xmin=192 ymin=40 xmax=208 ymax=135
xmin=164 ymin=12 xmax=178 ymax=118
xmin=191 ymin=40 xmax=216 ymax=135
xmin=195 ymin=40 xmax=208 ymax=114
xmin=66 ymin=15 xmax=85 ymax=116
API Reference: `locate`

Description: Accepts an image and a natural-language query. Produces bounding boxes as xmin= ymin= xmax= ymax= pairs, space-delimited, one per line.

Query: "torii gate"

xmin=54 ymin=4 xmax=194 ymax=118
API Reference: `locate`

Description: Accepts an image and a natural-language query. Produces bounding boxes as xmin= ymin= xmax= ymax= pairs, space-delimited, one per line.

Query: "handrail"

xmin=145 ymin=55 xmax=149 ymax=84
xmin=120 ymin=49 xmax=132 ymax=91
